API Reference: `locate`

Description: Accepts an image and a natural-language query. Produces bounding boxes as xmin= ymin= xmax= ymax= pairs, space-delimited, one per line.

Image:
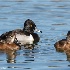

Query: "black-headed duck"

xmin=0 ymin=19 xmax=42 ymax=46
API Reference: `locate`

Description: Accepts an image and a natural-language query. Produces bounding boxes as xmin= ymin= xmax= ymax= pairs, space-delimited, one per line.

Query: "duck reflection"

xmin=65 ymin=50 xmax=70 ymax=61
xmin=21 ymin=44 xmax=35 ymax=50
xmin=54 ymin=48 xmax=70 ymax=61
xmin=0 ymin=43 xmax=39 ymax=64
xmin=6 ymin=50 xmax=17 ymax=63
xmin=22 ymin=44 xmax=39 ymax=63
xmin=54 ymin=31 xmax=70 ymax=61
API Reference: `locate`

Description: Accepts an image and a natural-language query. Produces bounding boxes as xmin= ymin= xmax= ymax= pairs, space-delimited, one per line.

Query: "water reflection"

xmin=23 ymin=45 xmax=39 ymax=57
xmin=6 ymin=50 xmax=17 ymax=63
xmin=21 ymin=44 xmax=38 ymax=50
xmin=65 ymin=50 xmax=70 ymax=61
xmin=0 ymin=44 xmax=38 ymax=64
xmin=0 ymin=51 xmax=18 ymax=64
xmin=0 ymin=50 xmax=18 ymax=63
xmin=54 ymin=47 xmax=70 ymax=62
xmin=1 ymin=47 xmax=37 ymax=69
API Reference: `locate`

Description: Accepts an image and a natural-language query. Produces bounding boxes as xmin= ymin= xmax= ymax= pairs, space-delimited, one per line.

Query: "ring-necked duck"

xmin=54 ymin=34 xmax=70 ymax=52
xmin=0 ymin=19 xmax=42 ymax=46
xmin=0 ymin=33 xmax=19 ymax=51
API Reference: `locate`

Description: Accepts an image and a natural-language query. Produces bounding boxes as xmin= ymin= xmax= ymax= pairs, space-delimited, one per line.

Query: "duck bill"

xmin=35 ymin=27 xmax=42 ymax=33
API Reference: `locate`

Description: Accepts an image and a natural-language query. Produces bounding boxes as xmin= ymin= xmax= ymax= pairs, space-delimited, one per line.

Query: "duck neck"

xmin=23 ymin=29 xmax=31 ymax=36
xmin=23 ymin=27 xmax=34 ymax=36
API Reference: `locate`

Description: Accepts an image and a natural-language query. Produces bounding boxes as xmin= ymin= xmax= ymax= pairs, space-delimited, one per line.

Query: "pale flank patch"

xmin=16 ymin=34 xmax=34 ymax=45
xmin=10 ymin=35 xmax=15 ymax=43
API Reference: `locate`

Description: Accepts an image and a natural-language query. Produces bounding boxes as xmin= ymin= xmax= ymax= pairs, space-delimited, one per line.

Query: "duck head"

xmin=23 ymin=19 xmax=42 ymax=33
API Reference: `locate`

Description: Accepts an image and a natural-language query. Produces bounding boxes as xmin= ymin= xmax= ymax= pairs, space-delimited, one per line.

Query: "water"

xmin=0 ymin=0 xmax=70 ymax=70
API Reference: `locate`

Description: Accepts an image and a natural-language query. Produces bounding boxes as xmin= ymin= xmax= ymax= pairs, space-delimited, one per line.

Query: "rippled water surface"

xmin=0 ymin=0 xmax=70 ymax=70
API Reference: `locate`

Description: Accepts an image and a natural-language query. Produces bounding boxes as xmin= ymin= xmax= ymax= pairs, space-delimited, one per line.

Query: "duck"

xmin=0 ymin=32 xmax=19 ymax=51
xmin=54 ymin=34 xmax=70 ymax=52
xmin=67 ymin=31 xmax=70 ymax=36
xmin=0 ymin=19 xmax=42 ymax=46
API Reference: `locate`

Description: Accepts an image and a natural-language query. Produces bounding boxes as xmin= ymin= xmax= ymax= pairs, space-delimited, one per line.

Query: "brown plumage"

xmin=0 ymin=32 xmax=19 ymax=51
xmin=0 ymin=42 xmax=19 ymax=51
xmin=54 ymin=39 xmax=70 ymax=52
